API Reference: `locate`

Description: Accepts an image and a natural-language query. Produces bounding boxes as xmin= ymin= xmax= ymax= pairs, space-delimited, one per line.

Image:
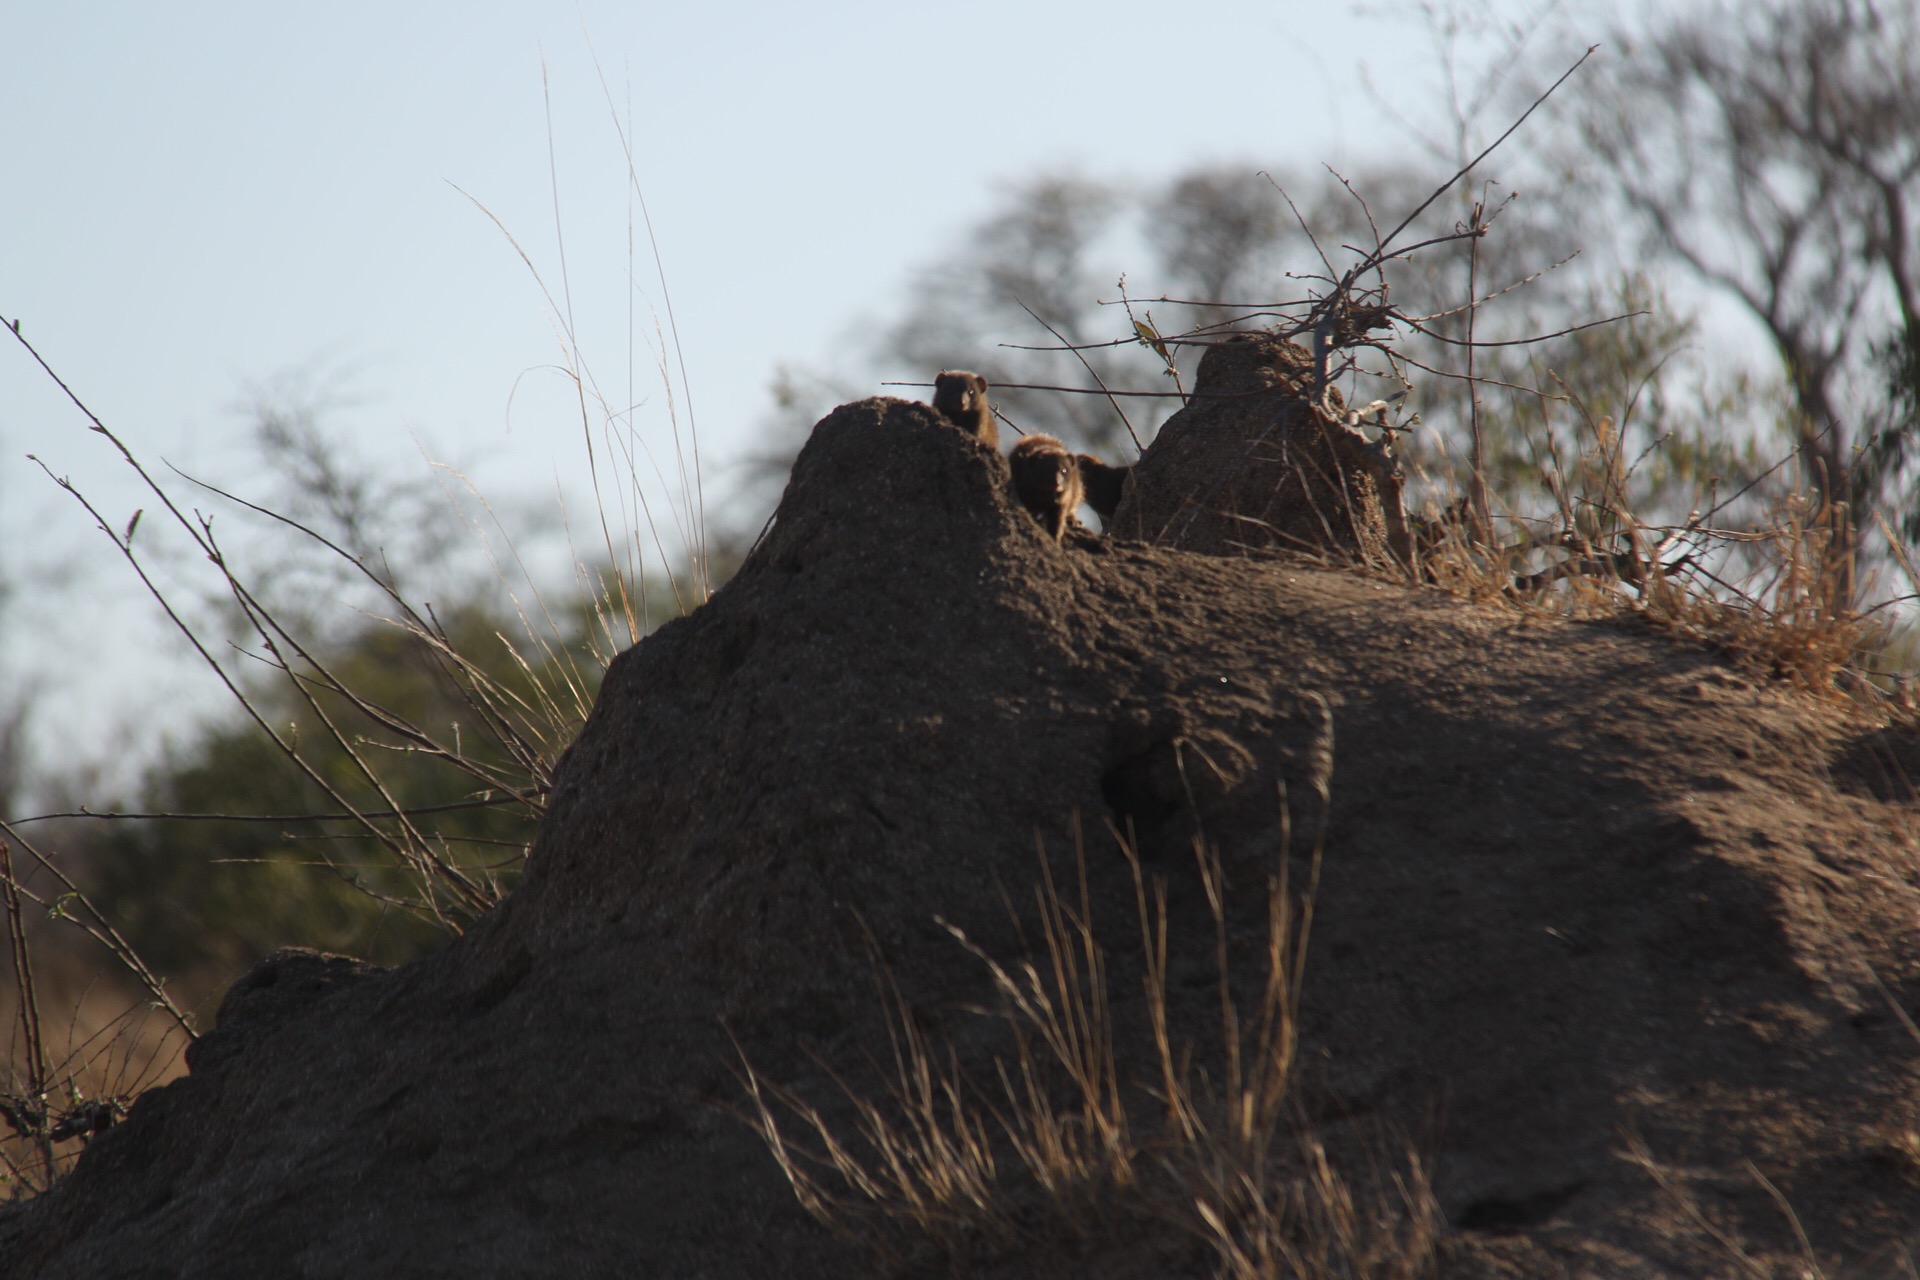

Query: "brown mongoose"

xmin=1009 ymin=434 xmax=1083 ymax=541
xmin=931 ymin=370 xmax=998 ymax=449
xmin=1075 ymin=452 xmax=1130 ymax=525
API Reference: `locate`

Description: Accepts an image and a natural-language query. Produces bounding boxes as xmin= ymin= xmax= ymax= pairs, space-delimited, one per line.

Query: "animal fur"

xmin=1009 ymin=435 xmax=1083 ymax=542
xmin=931 ymin=370 xmax=998 ymax=449
xmin=1076 ymin=452 xmax=1130 ymax=525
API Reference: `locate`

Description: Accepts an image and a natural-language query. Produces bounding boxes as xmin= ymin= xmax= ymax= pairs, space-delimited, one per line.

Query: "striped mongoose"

xmin=931 ymin=370 xmax=998 ymax=449
xmin=1009 ymin=434 xmax=1083 ymax=541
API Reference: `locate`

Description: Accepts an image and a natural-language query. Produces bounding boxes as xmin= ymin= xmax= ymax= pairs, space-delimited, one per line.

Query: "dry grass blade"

xmin=736 ymin=1006 xmax=1009 ymax=1259
xmin=742 ymin=731 xmax=1439 ymax=1279
xmin=0 ymin=821 xmax=192 ymax=1039
xmin=1623 ymin=1135 xmax=1836 ymax=1280
xmin=0 ymin=833 xmax=187 ymax=1196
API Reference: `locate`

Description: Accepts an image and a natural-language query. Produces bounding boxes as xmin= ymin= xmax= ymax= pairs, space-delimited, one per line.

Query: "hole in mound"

xmin=1101 ymin=736 xmax=1186 ymax=832
xmin=1455 ymin=1181 xmax=1585 ymax=1233
xmin=1832 ymin=725 xmax=1920 ymax=803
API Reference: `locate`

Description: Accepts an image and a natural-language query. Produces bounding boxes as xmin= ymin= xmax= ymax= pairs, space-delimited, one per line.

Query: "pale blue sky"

xmin=1 ymin=2 xmax=1542 ymax=789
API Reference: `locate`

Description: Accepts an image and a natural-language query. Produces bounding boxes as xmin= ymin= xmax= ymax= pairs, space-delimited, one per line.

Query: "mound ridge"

xmin=4 ymin=383 xmax=1920 ymax=1277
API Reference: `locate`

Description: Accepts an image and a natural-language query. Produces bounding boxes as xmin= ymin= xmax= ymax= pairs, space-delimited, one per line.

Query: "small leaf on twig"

xmin=1133 ymin=319 xmax=1170 ymax=365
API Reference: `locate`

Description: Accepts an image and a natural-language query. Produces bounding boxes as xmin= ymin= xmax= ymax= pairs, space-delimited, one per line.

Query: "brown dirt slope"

xmin=4 ymin=387 xmax=1920 ymax=1278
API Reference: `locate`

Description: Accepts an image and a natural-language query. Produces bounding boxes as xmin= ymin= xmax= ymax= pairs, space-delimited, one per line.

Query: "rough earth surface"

xmin=1112 ymin=331 xmax=1411 ymax=564
xmin=5 ymin=341 xmax=1920 ymax=1278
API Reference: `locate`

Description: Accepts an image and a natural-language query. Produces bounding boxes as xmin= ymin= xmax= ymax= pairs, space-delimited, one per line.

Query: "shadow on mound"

xmin=6 ymin=386 xmax=1920 ymax=1279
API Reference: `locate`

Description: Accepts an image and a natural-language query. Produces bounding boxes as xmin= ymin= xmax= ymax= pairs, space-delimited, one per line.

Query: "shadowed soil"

xmin=4 ymin=384 xmax=1920 ymax=1278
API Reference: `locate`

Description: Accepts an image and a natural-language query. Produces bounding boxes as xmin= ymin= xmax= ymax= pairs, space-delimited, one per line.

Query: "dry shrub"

xmin=1411 ymin=397 xmax=1891 ymax=701
xmin=0 ymin=837 xmax=190 ymax=1196
xmin=0 ymin=357 xmax=655 ymax=1191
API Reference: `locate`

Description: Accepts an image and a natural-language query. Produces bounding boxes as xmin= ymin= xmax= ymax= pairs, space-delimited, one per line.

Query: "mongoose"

xmin=1075 ymin=452 xmax=1130 ymax=525
xmin=931 ymin=370 xmax=998 ymax=449
xmin=1009 ymin=434 xmax=1083 ymax=541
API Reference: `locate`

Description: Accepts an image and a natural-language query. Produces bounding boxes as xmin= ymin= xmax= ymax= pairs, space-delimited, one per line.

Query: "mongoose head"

xmin=931 ymin=370 xmax=998 ymax=449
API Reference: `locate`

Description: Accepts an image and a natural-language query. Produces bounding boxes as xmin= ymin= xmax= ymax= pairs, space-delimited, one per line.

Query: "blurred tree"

xmin=82 ymin=597 xmax=599 ymax=991
xmin=746 ymin=152 xmax=1732 ymax=541
xmin=0 ymin=565 xmax=22 ymax=817
xmin=1143 ymin=168 xmax=1299 ymax=334
xmin=881 ymin=174 xmax=1153 ymax=455
xmin=213 ymin=373 xmax=488 ymax=641
xmin=1864 ymin=319 xmax=1920 ymax=546
xmin=1558 ymin=0 xmax=1920 ymax=597
xmin=0 ymin=698 xmax=23 ymax=824
xmin=59 ymin=384 xmax=706 ymax=1003
xmin=739 ymin=1 xmax=1907 ymax=601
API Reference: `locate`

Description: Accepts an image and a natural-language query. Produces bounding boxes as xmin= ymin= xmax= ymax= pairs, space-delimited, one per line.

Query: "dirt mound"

xmin=1112 ymin=331 xmax=1411 ymax=563
xmin=5 ymin=380 xmax=1920 ymax=1278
